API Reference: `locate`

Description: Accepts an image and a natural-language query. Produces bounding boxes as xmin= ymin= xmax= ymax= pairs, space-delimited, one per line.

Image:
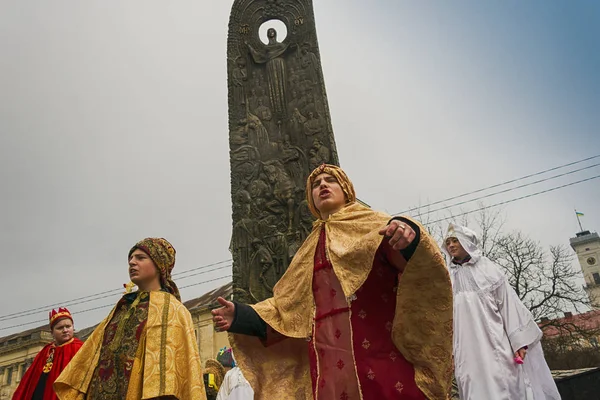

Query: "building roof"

xmin=569 ymin=231 xmax=600 ymax=248
xmin=551 ymin=367 xmax=600 ymax=381
xmin=542 ymin=310 xmax=600 ymax=338
xmin=182 ymin=282 xmax=233 ymax=312
xmin=0 ymin=324 xmax=50 ymax=345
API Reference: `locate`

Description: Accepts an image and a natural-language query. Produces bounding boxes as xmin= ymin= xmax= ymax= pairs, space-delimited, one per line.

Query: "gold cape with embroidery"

xmin=230 ymin=203 xmax=453 ymax=400
xmin=54 ymin=291 xmax=206 ymax=400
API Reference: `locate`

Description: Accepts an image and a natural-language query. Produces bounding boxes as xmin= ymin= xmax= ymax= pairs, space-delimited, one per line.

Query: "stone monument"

xmin=227 ymin=0 xmax=339 ymax=303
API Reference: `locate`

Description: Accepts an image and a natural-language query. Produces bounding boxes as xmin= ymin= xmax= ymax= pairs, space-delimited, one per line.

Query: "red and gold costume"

xmin=13 ymin=308 xmax=83 ymax=400
xmin=54 ymin=238 xmax=206 ymax=400
xmin=229 ymin=165 xmax=454 ymax=399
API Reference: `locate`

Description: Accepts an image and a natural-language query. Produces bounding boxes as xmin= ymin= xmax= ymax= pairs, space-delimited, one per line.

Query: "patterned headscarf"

xmin=128 ymin=237 xmax=180 ymax=301
xmin=306 ymin=164 xmax=356 ymax=219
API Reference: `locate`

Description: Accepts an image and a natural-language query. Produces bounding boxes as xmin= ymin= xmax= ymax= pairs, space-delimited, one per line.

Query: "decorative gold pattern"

xmin=54 ymin=291 xmax=205 ymax=400
xmin=231 ymin=202 xmax=453 ymax=399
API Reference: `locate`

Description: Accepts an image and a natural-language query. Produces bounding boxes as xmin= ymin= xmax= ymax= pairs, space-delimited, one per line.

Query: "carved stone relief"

xmin=227 ymin=0 xmax=339 ymax=303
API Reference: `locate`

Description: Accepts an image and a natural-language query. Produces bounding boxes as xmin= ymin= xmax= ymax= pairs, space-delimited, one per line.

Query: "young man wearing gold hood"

xmin=55 ymin=238 xmax=206 ymax=400
xmin=213 ymin=164 xmax=453 ymax=400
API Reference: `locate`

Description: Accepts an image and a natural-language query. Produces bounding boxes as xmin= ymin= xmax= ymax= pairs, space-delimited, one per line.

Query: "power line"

xmin=0 ymin=264 xmax=232 ymax=323
xmin=428 ymin=174 xmax=600 ymax=225
xmin=0 ymin=275 xmax=232 ymax=332
xmin=5 ymin=155 xmax=599 ymax=329
xmin=0 ymin=258 xmax=232 ymax=321
xmin=395 ymin=154 xmax=600 ymax=215
xmin=411 ymin=162 xmax=600 ymax=217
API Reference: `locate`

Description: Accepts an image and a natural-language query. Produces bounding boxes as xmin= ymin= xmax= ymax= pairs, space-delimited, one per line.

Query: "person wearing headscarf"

xmin=54 ymin=238 xmax=206 ymax=400
xmin=215 ymin=348 xmax=253 ymax=400
xmin=212 ymin=164 xmax=453 ymax=399
xmin=204 ymin=359 xmax=227 ymax=400
xmin=13 ymin=308 xmax=83 ymax=400
xmin=443 ymin=224 xmax=560 ymax=400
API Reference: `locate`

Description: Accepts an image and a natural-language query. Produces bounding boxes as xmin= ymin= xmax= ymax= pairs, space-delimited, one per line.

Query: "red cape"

xmin=12 ymin=337 xmax=83 ymax=400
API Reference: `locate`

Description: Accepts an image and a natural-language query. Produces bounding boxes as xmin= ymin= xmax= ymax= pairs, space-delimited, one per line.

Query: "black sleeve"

xmin=388 ymin=216 xmax=421 ymax=262
xmin=228 ymin=302 xmax=267 ymax=339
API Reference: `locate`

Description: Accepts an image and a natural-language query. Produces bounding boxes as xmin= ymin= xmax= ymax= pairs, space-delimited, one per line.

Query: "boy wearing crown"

xmin=54 ymin=238 xmax=206 ymax=400
xmin=13 ymin=308 xmax=83 ymax=400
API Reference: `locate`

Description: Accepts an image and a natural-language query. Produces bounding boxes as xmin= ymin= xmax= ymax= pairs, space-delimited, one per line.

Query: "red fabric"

xmin=351 ymin=241 xmax=425 ymax=399
xmin=308 ymin=227 xmax=425 ymax=400
xmin=13 ymin=337 xmax=83 ymax=400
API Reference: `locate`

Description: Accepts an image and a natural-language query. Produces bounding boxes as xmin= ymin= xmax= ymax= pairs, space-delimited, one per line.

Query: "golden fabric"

xmin=54 ymin=291 xmax=206 ymax=400
xmin=231 ymin=202 xmax=453 ymax=400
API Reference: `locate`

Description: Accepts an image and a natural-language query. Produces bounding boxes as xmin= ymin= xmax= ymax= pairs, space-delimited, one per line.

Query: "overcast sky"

xmin=1 ymin=1 xmax=599 ymax=336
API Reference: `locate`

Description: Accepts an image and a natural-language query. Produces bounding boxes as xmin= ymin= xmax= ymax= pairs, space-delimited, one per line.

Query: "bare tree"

xmin=472 ymin=205 xmax=505 ymax=260
xmin=493 ymin=232 xmax=589 ymax=321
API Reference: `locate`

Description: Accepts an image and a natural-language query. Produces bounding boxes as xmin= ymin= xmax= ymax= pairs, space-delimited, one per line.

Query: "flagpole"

xmin=575 ymin=209 xmax=584 ymax=232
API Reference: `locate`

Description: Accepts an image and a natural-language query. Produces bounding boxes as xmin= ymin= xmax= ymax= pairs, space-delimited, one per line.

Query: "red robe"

xmin=308 ymin=227 xmax=425 ymax=399
xmin=12 ymin=337 xmax=83 ymax=400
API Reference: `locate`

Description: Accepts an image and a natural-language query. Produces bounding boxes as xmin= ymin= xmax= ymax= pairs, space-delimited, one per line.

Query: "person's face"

xmin=52 ymin=318 xmax=74 ymax=345
xmin=445 ymin=237 xmax=469 ymax=260
xmin=129 ymin=249 xmax=159 ymax=287
xmin=311 ymin=173 xmax=346 ymax=217
xmin=267 ymin=28 xmax=276 ymax=39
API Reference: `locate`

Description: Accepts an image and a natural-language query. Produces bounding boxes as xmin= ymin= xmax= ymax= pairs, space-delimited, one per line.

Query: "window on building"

xmin=6 ymin=367 xmax=13 ymax=385
xmin=593 ymin=272 xmax=600 ymax=285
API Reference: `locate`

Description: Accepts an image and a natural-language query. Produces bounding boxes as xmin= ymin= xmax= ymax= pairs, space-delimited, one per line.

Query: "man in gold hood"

xmin=55 ymin=238 xmax=206 ymax=400
xmin=213 ymin=165 xmax=453 ymax=400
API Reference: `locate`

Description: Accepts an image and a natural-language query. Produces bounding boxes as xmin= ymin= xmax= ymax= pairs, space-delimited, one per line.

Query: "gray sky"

xmin=1 ymin=1 xmax=599 ymax=336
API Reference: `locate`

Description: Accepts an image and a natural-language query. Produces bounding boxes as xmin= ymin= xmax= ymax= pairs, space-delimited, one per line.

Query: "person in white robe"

xmin=215 ymin=349 xmax=254 ymax=400
xmin=443 ymin=223 xmax=560 ymax=400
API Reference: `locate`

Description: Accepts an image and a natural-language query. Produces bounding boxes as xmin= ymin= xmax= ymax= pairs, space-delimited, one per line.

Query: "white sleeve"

xmin=494 ymin=277 xmax=542 ymax=352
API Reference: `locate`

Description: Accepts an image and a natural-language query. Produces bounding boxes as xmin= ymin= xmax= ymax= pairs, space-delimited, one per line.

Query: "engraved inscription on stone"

xmin=227 ymin=0 xmax=339 ymax=303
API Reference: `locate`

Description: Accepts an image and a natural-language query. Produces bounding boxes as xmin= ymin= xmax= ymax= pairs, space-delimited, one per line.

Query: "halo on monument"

xmin=258 ymin=19 xmax=288 ymax=44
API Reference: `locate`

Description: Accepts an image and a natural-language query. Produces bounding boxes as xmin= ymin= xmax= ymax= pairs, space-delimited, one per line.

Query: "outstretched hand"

xmin=379 ymin=220 xmax=416 ymax=251
xmin=211 ymin=297 xmax=235 ymax=332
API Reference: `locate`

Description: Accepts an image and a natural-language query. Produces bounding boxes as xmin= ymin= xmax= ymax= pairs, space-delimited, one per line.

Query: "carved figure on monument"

xmin=289 ymin=108 xmax=307 ymax=145
xmin=248 ymin=238 xmax=276 ymax=301
xmin=246 ymin=28 xmax=290 ymax=119
xmin=303 ymin=90 xmax=325 ymax=118
xmin=300 ymin=42 xmax=319 ymax=84
xmin=244 ymin=113 xmax=271 ymax=157
xmin=295 ymin=199 xmax=314 ymax=240
xmin=252 ymin=69 xmax=265 ymax=88
xmin=230 ymin=190 xmax=257 ymax=294
xmin=279 ymin=135 xmax=305 ymax=187
xmin=308 ymin=138 xmax=330 ymax=169
xmin=231 ymin=146 xmax=260 ymax=193
xmin=231 ymin=57 xmax=248 ymax=108
xmin=289 ymin=89 xmax=305 ymax=114
xmin=230 ymin=119 xmax=249 ymax=148
xmin=262 ymin=160 xmax=296 ymax=231
xmin=253 ymin=98 xmax=273 ymax=122
xmin=303 ymin=111 xmax=321 ymax=136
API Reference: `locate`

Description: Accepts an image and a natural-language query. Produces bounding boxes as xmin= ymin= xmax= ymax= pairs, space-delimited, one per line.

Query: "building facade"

xmin=569 ymin=230 xmax=600 ymax=308
xmin=0 ymin=326 xmax=53 ymax=399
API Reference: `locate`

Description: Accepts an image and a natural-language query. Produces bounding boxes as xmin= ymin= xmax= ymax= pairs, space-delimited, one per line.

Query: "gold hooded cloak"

xmin=231 ymin=165 xmax=453 ymax=399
